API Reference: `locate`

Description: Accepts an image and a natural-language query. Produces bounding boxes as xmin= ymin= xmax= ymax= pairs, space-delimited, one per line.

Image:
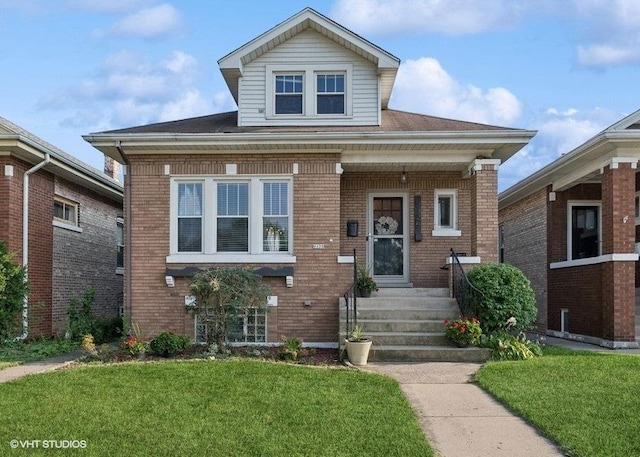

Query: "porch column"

xmin=469 ymin=159 xmax=500 ymax=263
xmin=600 ymin=158 xmax=637 ymax=343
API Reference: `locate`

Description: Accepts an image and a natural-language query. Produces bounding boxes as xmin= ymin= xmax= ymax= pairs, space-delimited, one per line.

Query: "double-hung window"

xmin=116 ymin=217 xmax=124 ymax=272
xmin=171 ymin=177 xmax=292 ymax=262
xmin=316 ymin=74 xmax=345 ymax=114
xmin=53 ymin=197 xmax=79 ymax=227
xmin=433 ymin=190 xmax=460 ymax=236
xmin=275 ymin=74 xmax=303 ymax=115
xmin=568 ymin=202 xmax=601 ymax=260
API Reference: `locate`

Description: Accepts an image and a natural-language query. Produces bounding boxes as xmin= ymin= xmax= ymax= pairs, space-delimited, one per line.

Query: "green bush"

xmin=149 ymin=332 xmax=191 ymax=357
xmin=0 ymin=242 xmax=29 ymax=340
xmin=68 ymin=288 xmax=122 ymax=344
xmin=467 ymin=263 xmax=537 ymax=334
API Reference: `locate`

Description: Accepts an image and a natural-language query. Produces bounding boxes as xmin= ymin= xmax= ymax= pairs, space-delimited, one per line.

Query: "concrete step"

xmin=354 ymin=319 xmax=446 ymax=333
xmin=368 ymin=345 xmax=491 ymax=363
xmin=354 ymin=296 xmax=459 ymax=308
xmin=344 ymin=308 xmax=460 ymax=321
xmin=374 ymin=288 xmax=450 ymax=298
xmin=341 ymin=331 xmax=449 ymax=346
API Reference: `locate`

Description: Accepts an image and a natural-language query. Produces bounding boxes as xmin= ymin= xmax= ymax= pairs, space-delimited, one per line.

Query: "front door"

xmin=368 ymin=193 xmax=409 ymax=285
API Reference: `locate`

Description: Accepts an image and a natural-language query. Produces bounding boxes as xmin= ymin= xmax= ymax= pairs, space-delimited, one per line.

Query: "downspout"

xmin=116 ymin=141 xmax=132 ymax=328
xmin=20 ymin=153 xmax=51 ymax=340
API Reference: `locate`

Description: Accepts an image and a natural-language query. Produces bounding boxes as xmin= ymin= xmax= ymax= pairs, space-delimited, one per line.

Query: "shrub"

xmin=149 ymin=332 xmax=191 ymax=357
xmin=480 ymin=330 xmax=542 ymax=360
xmin=467 ymin=263 xmax=537 ymax=334
xmin=0 ymin=242 xmax=29 ymax=340
xmin=68 ymin=288 xmax=123 ymax=344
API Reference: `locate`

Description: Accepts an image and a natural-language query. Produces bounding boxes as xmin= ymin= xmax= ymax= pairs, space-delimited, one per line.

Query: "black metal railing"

xmin=450 ymin=248 xmax=484 ymax=317
xmin=342 ymin=249 xmax=358 ymax=338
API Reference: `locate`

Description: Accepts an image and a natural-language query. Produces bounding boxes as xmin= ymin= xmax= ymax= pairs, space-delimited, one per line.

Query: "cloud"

xmin=390 ymin=57 xmax=522 ymax=126
xmin=571 ymin=0 xmax=640 ymax=67
xmin=62 ymin=0 xmax=154 ymax=12
xmin=331 ymin=0 xmax=531 ymax=36
xmin=91 ymin=3 xmax=182 ymax=39
xmin=39 ymin=50 xmax=215 ymax=130
xmin=499 ymin=107 xmax=621 ymax=191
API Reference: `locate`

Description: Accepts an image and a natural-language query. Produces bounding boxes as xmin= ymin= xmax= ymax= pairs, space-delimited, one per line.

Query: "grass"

xmin=0 ymin=359 xmax=433 ymax=456
xmin=476 ymin=347 xmax=640 ymax=457
xmin=0 ymin=338 xmax=79 ymax=364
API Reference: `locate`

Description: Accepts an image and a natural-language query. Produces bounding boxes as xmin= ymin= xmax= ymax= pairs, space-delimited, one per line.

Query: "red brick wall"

xmin=340 ymin=171 xmax=473 ymax=288
xmin=471 ymin=165 xmax=498 ymax=262
xmin=499 ymin=187 xmax=548 ymax=331
xmin=0 ymin=158 xmax=54 ymax=337
xmin=126 ymin=154 xmax=351 ymax=343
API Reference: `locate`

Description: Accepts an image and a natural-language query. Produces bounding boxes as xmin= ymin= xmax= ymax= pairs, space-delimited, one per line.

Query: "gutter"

xmin=20 ymin=153 xmax=51 ymax=340
xmin=116 ymin=141 xmax=133 ymax=330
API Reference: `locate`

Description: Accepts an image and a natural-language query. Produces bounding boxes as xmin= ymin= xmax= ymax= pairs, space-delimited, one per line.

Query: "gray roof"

xmin=98 ymin=109 xmax=517 ymax=135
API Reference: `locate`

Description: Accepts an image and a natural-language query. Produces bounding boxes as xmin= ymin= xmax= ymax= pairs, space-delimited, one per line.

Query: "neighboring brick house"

xmin=0 ymin=117 xmax=124 ymax=338
xmin=499 ymin=109 xmax=640 ymax=348
xmin=84 ymin=8 xmax=534 ymax=346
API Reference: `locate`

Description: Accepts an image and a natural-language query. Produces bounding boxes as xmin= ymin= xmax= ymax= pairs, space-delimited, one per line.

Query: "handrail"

xmin=449 ymin=248 xmax=484 ymax=317
xmin=342 ymin=249 xmax=358 ymax=338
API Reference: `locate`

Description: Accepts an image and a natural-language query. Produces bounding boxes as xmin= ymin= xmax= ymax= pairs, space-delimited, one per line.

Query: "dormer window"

xmin=275 ymin=74 xmax=303 ymax=114
xmin=316 ymin=74 xmax=344 ymax=114
xmin=266 ymin=64 xmax=352 ymax=120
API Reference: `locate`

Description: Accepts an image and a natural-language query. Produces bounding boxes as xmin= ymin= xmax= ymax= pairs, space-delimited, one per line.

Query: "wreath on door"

xmin=375 ymin=216 xmax=398 ymax=235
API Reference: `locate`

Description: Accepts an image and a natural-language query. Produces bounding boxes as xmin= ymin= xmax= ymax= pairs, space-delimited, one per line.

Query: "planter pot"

xmin=358 ymin=288 xmax=372 ymax=298
xmin=345 ymin=339 xmax=373 ymax=366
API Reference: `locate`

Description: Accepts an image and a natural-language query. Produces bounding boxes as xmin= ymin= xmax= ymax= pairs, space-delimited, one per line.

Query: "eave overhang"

xmin=499 ymin=131 xmax=640 ymax=210
xmin=83 ymin=129 xmax=535 ymax=173
xmin=0 ymin=134 xmax=123 ymax=202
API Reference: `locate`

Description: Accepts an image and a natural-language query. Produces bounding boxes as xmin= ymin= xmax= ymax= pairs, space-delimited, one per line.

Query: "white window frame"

xmin=266 ymin=64 xmax=352 ymax=120
xmin=567 ymin=200 xmax=602 ymax=261
xmin=168 ymin=176 xmax=295 ymax=264
xmin=432 ymin=189 xmax=461 ymax=237
xmin=315 ymin=72 xmax=346 ymax=115
xmin=273 ymin=73 xmax=304 ymax=115
xmin=53 ymin=196 xmax=82 ymax=232
xmin=116 ymin=217 xmax=124 ymax=274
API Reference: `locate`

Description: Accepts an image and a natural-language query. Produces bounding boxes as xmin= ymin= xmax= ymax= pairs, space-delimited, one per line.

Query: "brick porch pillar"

xmin=600 ymin=158 xmax=637 ymax=344
xmin=469 ymin=159 xmax=500 ymax=263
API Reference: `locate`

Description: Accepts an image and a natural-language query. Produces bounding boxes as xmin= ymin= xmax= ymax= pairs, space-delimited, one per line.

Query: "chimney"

xmin=104 ymin=155 xmax=120 ymax=182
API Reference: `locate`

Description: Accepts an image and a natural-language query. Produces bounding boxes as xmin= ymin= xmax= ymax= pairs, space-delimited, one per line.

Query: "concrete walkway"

xmin=364 ymin=362 xmax=566 ymax=457
xmin=0 ymin=351 xmax=82 ymax=384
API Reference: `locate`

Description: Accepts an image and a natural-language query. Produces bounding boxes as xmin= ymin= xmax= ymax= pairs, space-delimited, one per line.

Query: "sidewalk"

xmin=0 ymin=350 xmax=83 ymax=384
xmin=364 ymin=362 xmax=566 ymax=457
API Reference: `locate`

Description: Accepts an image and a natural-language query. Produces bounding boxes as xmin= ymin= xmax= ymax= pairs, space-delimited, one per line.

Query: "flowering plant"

xmin=356 ymin=265 xmax=377 ymax=293
xmin=122 ymin=336 xmax=146 ymax=356
xmin=444 ymin=317 xmax=482 ymax=346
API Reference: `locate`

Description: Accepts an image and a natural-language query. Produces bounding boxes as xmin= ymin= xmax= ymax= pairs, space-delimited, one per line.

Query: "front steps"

xmin=339 ymin=288 xmax=490 ymax=363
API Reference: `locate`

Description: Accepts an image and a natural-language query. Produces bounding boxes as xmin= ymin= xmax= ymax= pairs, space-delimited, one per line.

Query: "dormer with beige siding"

xmin=218 ymin=8 xmax=399 ymax=127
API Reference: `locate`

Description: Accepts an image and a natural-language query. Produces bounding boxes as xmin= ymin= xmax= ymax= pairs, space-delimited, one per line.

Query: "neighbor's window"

xmin=569 ymin=202 xmax=601 ymax=260
xmin=116 ymin=217 xmax=124 ymax=271
xmin=177 ymin=182 xmax=203 ymax=252
xmin=53 ymin=197 xmax=79 ymax=226
xmin=275 ymin=74 xmax=303 ymax=114
xmin=433 ymin=190 xmax=460 ymax=236
xmin=316 ymin=74 xmax=345 ymax=114
xmin=635 ymin=192 xmax=640 ymax=225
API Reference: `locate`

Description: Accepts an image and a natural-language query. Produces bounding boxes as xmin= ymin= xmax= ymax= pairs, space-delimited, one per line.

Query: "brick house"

xmin=0 ymin=117 xmax=124 ymax=338
xmin=85 ymin=8 xmax=534 ymax=346
xmin=499 ymin=109 xmax=640 ymax=348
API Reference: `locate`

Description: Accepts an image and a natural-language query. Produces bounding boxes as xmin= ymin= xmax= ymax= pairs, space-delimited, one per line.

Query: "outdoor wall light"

xmin=165 ymin=275 xmax=175 ymax=288
xmin=401 ymin=166 xmax=408 ymax=184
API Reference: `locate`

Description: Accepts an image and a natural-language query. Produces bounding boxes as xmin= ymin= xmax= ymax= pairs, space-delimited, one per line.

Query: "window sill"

xmin=115 ymin=267 xmax=124 ymax=275
xmin=53 ymin=220 xmax=83 ymax=233
xmin=432 ymin=229 xmax=461 ymax=237
xmin=550 ymin=253 xmax=639 ymax=269
xmin=166 ymin=253 xmax=297 ymax=264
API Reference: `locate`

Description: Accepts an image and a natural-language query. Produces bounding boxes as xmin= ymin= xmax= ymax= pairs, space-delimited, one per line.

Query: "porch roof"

xmin=84 ymin=109 xmax=536 ymax=173
xmin=500 ymin=109 xmax=640 ymax=209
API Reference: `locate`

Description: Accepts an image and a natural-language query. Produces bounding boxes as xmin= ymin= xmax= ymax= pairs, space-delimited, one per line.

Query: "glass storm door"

xmin=369 ymin=194 xmax=408 ymax=284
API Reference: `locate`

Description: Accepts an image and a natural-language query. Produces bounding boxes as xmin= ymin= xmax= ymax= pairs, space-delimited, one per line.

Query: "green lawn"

xmin=476 ymin=348 xmax=640 ymax=457
xmin=0 ymin=359 xmax=433 ymax=456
